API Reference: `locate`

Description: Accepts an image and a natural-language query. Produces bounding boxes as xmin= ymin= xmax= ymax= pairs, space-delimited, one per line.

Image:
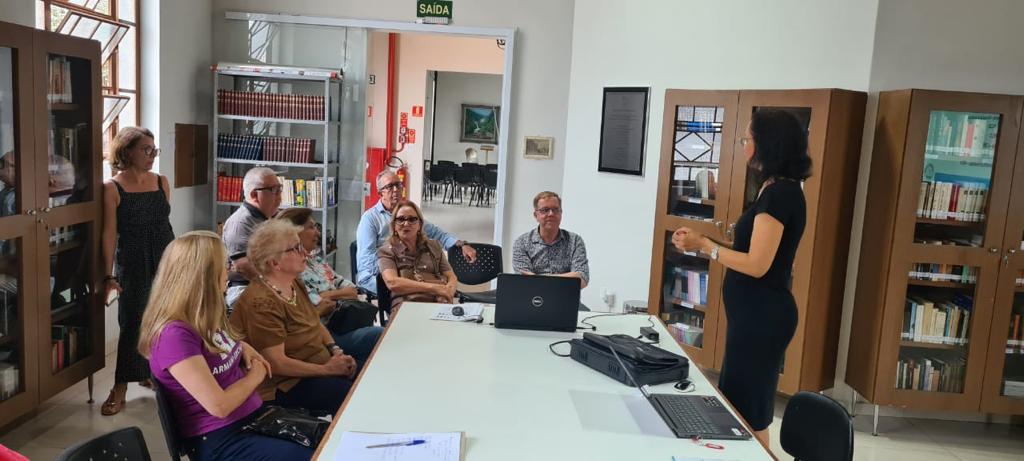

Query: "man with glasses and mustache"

xmin=223 ymin=167 xmax=284 ymax=306
xmin=355 ymin=170 xmax=477 ymax=293
xmin=512 ymin=191 xmax=590 ymax=288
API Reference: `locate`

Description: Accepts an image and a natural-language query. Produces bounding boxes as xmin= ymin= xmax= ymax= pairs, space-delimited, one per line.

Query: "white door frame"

xmin=225 ymin=11 xmax=516 ymax=247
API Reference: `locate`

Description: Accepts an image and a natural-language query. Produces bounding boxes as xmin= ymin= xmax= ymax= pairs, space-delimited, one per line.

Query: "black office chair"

xmin=481 ymin=169 xmax=498 ymax=206
xmin=452 ymin=167 xmax=479 ymax=205
xmin=153 ymin=382 xmax=187 ymax=461
xmin=448 ymin=243 xmax=502 ymax=304
xmin=780 ymin=391 xmax=854 ymax=461
xmin=55 ymin=427 xmax=152 ymax=461
xmin=375 ymin=273 xmax=393 ymax=325
xmin=349 ymin=241 xmax=377 ymax=302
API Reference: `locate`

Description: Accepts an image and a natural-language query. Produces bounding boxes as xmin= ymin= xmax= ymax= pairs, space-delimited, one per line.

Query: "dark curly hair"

xmin=749 ymin=109 xmax=812 ymax=183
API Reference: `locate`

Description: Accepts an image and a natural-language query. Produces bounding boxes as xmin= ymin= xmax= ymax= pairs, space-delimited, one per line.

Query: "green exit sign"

xmin=417 ymin=0 xmax=452 ymax=24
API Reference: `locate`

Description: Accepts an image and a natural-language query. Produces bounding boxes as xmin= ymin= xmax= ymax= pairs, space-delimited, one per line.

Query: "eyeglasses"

xmin=394 ymin=216 xmax=420 ymax=225
xmin=535 ymin=207 xmax=562 ymax=215
xmin=379 ymin=182 xmax=404 ymax=193
xmin=739 ymin=137 xmax=752 ymax=147
xmin=255 ymin=185 xmax=284 ymax=194
xmin=280 ymin=243 xmax=305 ymax=255
xmin=139 ymin=146 xmax=160 ymax=158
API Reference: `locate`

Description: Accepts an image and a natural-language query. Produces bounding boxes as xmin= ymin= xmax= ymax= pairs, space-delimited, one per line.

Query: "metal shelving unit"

xmin=212 ymin=62 xmax=344 ymax=260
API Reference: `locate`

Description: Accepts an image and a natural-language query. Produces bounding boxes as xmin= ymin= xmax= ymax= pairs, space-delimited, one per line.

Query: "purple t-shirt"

xmin=149 ymin=320 xmax=263 ymax=438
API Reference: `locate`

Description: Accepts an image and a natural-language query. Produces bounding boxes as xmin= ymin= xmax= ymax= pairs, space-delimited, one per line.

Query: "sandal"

xmin=100 ymin=390 xmax=125 ymax=416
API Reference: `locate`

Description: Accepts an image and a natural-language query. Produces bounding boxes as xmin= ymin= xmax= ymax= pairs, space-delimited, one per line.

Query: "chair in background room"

xmin=481 ymin=169 xmax=498 ymax=206
xmin=452 ymin=167 xmax=480 ymax=206
xmin=153 ymin=382 xmax=186 ymax=461
xmin=448 ymin=243 xmax=502 ymax=304
xmin=374 ymin=273 xmax=393 ymax=325
xmin=780 ymin=391 xmax=854 ymax=461
xmin=55 ymin=427 xmax=152 ymax=461
xmin=425 ymin=164 xmax=450 ymax=202
xmin=349 ymin=241 xmax=377 ymax=303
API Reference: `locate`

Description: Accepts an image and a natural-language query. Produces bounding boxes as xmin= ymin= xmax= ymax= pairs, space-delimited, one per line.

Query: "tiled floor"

xmin=3 ymin=350 xmax=1023 ymax=460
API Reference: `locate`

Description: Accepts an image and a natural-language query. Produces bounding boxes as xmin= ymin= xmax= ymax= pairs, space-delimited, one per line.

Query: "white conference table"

xmin=314 ymin=303 xmax=775 ymax=460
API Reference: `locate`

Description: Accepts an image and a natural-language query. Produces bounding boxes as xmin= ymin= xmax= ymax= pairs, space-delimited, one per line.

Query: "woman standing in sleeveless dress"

xmin=672 ymin=109 xmax=810 ymax=447
xmin=99 ymin=127 xmax=175 ymax=415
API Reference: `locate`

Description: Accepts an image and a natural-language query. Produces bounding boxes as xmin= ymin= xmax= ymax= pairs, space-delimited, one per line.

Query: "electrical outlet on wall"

xmin=602 ymin=288 xmax=616 ymax=309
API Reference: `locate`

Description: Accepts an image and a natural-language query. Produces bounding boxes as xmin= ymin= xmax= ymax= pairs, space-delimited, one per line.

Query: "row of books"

xmin=217 ymin=134 xmax=317 ymax=163
xmin=0 ymin=362 xmax=18 ymax=400
xmin=895 ymin=354 xmax=965 ymax=393
xmin=668 ymin=267 xmax=708 ymax=306
xmin=916 ymin=181 xmax=988 ymax=222
xmin=217 ymin=89 xmax=325 ymax=121
xmin=216 ymin=174 xmax=337 ymax=209
xmin=1006 ymin=313 xmax=1024 ymax=354
xmin=51 ymin=325 xmax=86 ymax=373
xmin=47 ymin=56 xmax=74 ymax=104
xmin=668 ymin=322 xmax=704 ymax=348
xmin=914 ymin=236 xmax=982 ymax=248
xmin=901 ymin=295 xmax=973 ymax=345
xmin=925 ymin=112 xmax=998 ymax=158
xmin=908 ymin=264 xmax=977 ymax=284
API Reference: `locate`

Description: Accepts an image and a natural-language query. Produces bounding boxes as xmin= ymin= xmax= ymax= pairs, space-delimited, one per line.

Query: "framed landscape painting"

xmin=461 ymin=104 xmax=500 ymax=143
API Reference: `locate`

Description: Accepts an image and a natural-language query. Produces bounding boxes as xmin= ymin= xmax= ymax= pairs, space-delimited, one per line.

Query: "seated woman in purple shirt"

xmin=137 ymin=231 xmax=313 ymax=460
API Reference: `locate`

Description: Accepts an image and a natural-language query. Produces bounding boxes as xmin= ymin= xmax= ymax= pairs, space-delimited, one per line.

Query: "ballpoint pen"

xmin=366 ymin=439 xmax=427 ymax=449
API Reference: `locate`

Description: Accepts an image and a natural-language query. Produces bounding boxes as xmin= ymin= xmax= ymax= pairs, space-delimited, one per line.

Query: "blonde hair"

xmin=532 ymin=191 xmax=561 ymax=209
xmin=138 ymin=231 xmax=235 ymax=357
xmin=107 ymin=127 xmax=154 ymax=172
xmin=389 ymin=200 xmax=427 ymax=247
xmin=247 ymin=219 xmax=302 ymax=275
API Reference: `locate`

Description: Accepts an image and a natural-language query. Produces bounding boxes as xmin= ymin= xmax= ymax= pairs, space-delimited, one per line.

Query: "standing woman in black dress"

xmin=99 ymin=127 xmax=175 ymax=415
xmin=672 ymin=109 xmax=808 ymax=446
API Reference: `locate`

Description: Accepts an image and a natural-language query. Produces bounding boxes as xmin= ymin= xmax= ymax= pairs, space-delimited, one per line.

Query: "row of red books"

xmin=217 ymin=89 xmax=325 ymax=121
xmin=217 ymin=175 xmax=244 ymax=203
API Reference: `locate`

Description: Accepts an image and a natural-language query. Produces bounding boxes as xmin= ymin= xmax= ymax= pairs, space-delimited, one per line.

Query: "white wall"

xmin=366 ymin=31 xmax=389 ymax=149
xmin=430 ymin=71 xmax=503 ymax=165
xmin=213 ymin=0 xmax=575 ymax=256
xmin=561 ymin=0 xmax=878 ymax=311
xmin=0 ymin=0 xmax=34 ymax=27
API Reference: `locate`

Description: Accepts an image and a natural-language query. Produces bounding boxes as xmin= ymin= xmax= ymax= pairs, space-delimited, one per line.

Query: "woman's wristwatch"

xmin=325 ymin=343 xmax=342 ymax=354
xmin=710 ymin=245 xmax=720 ymax=261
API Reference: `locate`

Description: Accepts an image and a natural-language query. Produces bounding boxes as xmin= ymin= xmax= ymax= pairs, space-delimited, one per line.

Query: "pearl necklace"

xmin=258 ymin=274 xmax=297 ymax=306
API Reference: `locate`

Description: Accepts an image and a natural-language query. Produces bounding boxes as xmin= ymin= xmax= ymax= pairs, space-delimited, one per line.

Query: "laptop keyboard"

xmin=657 ymin=395 xmax=717 ymax=435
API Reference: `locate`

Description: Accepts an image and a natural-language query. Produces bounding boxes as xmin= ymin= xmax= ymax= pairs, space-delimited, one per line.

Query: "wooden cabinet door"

xmin=0 ymin=21 xmax=42 ymax=428
xmin=980 ymin=116 xmax=1024 ymax=414
xmin=650 ymin=90 xmax=738 ymax=367
xmin=876 ymin=91 xmax=1021 ymax=410
xmin=30 ymin=29 xmax=103 ymax=401
xmin=714 ymin=90 xmax=832 ymax=395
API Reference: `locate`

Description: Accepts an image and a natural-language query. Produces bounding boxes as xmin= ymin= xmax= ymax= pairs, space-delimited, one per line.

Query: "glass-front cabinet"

xmin=0 ymin=21 xmax=102 ymax=427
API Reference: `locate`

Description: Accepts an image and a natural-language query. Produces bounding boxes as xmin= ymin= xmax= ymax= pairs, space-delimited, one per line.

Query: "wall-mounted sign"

xmin=412 ymin=105 xmax=424 ymax=117
xmin=598 ymin=87 xmax=649 ymax=176
xmin=408 ymin=129 xmax=417 ymax=144
xmin=417 ymin=0 xmax=453 ymax=25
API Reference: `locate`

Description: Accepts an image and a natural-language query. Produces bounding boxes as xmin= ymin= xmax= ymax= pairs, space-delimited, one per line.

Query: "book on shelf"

xmin=1007 ymin=313 xmax=1023 ymax=354
xmin=216 ymin=175 xmax=244 ymax=203
xmin=669 ymin=267 xmax=708 ymax=306
xmin=278 ymin=176 xmax=336 ymax=209
xmin=908 ymin=264 xmax=977 ymax=284
xmin=216 ymin=89 xmax=325 ymax=121
xmin=47 ymin=56 xmax=73 ymax=104
xmin=901 ymin=295 xmax=973 ymax=345
xmin=0 ymin=362 xmax=18 ymax=400
xmin=917 ymin=180 xmax=987 ymax=222
xmin=217 ymin=134 xmax=316 ymax=163
xmin=925 ymin=111 xmax=998 ymax=160
xmin=51 ymin=325 xmax=85 ymax=373
xmin=895 ymin=353 xmax=966 ymax=393
xmin=668 ymin=322 xmax=704 ymax=347
xmin=1004 ymin=380 xmax=1024 ymax=397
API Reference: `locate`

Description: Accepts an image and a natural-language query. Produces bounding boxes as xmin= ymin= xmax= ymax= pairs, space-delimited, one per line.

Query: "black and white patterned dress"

xmin=111 ymin=177 xmax=174 ymax=383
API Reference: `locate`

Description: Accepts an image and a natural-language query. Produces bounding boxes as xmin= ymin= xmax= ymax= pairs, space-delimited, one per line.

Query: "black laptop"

xmin=494 ymin=274 xmax=580 ymax=332
xmin=609 ymin=343 xmax=752 ymax=440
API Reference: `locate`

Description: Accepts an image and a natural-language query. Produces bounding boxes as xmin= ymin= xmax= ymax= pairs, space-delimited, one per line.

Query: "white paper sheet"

xmin=330 ymin=431 xmax=463 ymax=461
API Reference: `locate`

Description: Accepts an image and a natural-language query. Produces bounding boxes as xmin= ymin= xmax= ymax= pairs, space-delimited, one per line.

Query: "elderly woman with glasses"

xmin=229 ymin=220 xmax=356 ymax=415
xmin=377 ymin=201 xmax=458 ymax=314
xmin=275 ymin=208 xmax=383 ymax=366
xmin=99 ymin=126 xmax=175 ymax=415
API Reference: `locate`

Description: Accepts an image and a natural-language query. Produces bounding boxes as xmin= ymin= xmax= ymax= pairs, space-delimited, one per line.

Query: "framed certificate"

xmin=598 ymin=87 xmax=650 ymax=176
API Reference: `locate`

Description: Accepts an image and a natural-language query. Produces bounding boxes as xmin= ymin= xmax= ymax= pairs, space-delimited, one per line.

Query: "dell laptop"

xmin=495 ymin=274 xmax=580 ymax=332
xmin=609 ymin=343 xmax=752 ymax=440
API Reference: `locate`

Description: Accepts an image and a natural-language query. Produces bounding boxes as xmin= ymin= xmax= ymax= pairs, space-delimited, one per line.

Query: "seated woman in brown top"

xmin=228 ymin=220 xmax=356 ymax=416
xmin=377 ymin=200 xmax=458 ymax=313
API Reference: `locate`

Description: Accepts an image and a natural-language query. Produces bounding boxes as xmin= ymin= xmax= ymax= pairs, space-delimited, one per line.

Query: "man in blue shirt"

xmin=355 ymin=170 xmax=477 ymax=293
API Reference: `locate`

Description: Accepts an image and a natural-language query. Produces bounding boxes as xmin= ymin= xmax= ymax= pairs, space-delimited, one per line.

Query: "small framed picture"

xmin=524 ymin=136 xmax=554 ymax=160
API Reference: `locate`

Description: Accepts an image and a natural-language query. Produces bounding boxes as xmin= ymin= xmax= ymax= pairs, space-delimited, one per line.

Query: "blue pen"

xmin=366 ymin=439 xmax=427 ymax=449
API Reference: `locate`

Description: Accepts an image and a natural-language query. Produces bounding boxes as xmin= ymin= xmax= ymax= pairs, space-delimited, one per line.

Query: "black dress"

xmin=719 ymin=179 xmax=805 ymax=431
xmin=112 ymin=178 xmax=174 ymax=383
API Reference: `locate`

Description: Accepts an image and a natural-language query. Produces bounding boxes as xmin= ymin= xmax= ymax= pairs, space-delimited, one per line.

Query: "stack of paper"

xmin=331 ymin=431 xmax=464 ymax=461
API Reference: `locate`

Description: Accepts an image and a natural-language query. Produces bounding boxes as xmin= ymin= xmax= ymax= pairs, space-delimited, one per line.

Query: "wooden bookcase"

xmin=847 ymin=89 xmax=1024 ymax=414
xmin=0 ymin=21 xmax=103 ymax=429
xmin=649 ymin=88 xmax=866 ymax=395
